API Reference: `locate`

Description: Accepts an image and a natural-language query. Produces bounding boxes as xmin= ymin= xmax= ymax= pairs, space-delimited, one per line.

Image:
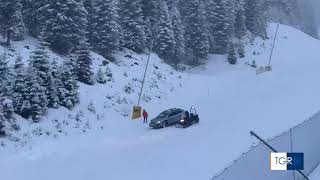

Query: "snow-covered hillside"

xmin=1 ymin=23 xmax=320 ymax=180
xmin=0 ymin=37 xmax=184 ymax=145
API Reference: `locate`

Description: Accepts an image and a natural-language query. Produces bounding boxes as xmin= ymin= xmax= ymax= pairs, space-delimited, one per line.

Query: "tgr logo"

xmin=270 ymin=152 xmax=304 ymax=171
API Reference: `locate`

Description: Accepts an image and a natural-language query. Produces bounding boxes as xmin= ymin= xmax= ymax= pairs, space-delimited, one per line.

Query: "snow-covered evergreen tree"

xmin=65 ymin=55 xmax=78 ymax=77
xmin=76 ymin=40 xmax=94 ymax=85
xmin=47 ymin=60 xmax=62 ymax=108
xmin=96 ymin=67 xmax=107 ymax=84
xmin=142 ymin=0 xmax=183 ymax=64
xmin=105 ymin=66 xmax=113 ymax=82
xmin=83 ymin=0 xmax=95 ymax=48
xmin=21 ymin=0 xmax=46 ymax=37
xmin=120 ymin=0 xmax=147 ymax=53
xmin=141 ymin=0 xmax=159 ymax=40
xmin=90 ymin=0 xmax=121 ymax=57
xmin=0 ymin=97 xmax=13 ymax=120
xmin=228 ymin=43 xmax=237 ymax=65
xmin=13 ymin=63 xmax=48 ymax=120
xmin=183 ymin=0 xmax=210 ymax=62
xmin=237 ymin=42 xmax=245 ymax=58
xmin=143 ymin=18 xmax=153 ymax=49
xmin=47 ymin=74 xmax=59 ymax=109
xmin=245 ymin=0 xmax=268 ymax=39
xmin=37 ymin=0 xmax=88 ymax=53
xmin=168 ymin=1 xmax=186 ymax=64
xmin=0 ymin=111 xmax=5 ymax=135
xmin=0 ymin=53 xmax=11 ymax=97
xmin=210 ymin=0 xmax=232 ymax=54
xmin=12 ymin=55 xmax=29 ymax=116
xmin=234 ymin=0 xmax=247 ymax=39
xmin=60 ymin=60 xmax=79 ymax=109
xmin=0 ymin=0 xmax=24 ymax=45
xmin=153 ymin=1 xmax=175 ymax=63
xmin=27 ymin=67 xmax=48 ymax=122
xmin=0 ymin=53 xmax=9 ymax=79
xmin=29 ymin=41 xmax=51 ymax=93
xmin=0 ymin=98 xmax=6 ymax=135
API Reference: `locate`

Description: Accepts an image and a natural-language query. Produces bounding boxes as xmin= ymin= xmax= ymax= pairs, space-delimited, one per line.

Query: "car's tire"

xmin=162 ymin=121 xmax=168 ymax=128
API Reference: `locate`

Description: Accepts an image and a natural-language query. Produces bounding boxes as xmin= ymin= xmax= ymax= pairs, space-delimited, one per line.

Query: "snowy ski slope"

xmin=1 ymin=23 xmax=320 ymax=180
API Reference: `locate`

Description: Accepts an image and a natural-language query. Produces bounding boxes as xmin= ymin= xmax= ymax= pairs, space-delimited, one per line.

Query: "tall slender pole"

xmin=250 ymin=131 xmax=309 ymax=180
xmin=268 ymin=24 xmax=280 ymax=66
xmin=290 ymin=129 xmax=296 ymax=180
xmin=138 ymin=47 xmax=152 ymax=106
xmin=250 ymin=131 xmax=277 ymax=152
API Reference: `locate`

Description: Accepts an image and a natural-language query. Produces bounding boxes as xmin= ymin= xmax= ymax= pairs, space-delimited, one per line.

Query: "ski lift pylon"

xmin=256 ymin=24 xmax=280 ymax=75
xmin=132 ymin=42 xmax=152 ymax=121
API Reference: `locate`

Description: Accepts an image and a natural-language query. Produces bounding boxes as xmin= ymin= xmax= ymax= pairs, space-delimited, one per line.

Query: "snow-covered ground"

xmin=310 ymin=166 xmax=320 ymax=180
xmin=1 ymin=23 xmax=320 ymax=180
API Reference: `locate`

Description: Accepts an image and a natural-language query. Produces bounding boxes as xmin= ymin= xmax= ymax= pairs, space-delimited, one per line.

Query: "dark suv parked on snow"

xmin=149 ymin=108 xmax=184 ymax=128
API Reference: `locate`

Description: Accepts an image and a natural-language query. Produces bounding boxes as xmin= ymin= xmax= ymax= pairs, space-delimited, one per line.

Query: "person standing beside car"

xmin=143 ymin=109 xmax=148 ymax=124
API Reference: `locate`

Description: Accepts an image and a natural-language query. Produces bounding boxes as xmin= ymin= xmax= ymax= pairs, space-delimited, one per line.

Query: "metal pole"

xmin=290 ymin=129 xmax=296 ymax=180
xmin=137 ymin=47 xmax=152 ymax=106
xmin=268 ymin=24 xmax=280 ymax=66
xmin=250 ymin=131 xmax=277 ymax=152
xmin=250 ymin=131 xmax=309 ymax=180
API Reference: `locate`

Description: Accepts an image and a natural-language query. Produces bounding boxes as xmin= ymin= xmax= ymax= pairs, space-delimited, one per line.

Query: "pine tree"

xmin=141 ymin=0 xmax=159 ymax=39
xmin=83 ymin=0 xmax=95 ymax=48
xmin=184 ymin=0 xmax=210 ymax=62
xmin=0 ymin=53 xmax=11 ymax=97
xmin=153 ymin=1 xmax=175 ymax=63
xmin=76 ymin=40 xmax=94 ymax=85
xmin=12 ymin=55 xmax=29 ymax=116
xmin=90 ymin=0 xmax=121 ymax=57
xmin=66 ymin=55 xmax=78 ymax=77
xmin=27 ymin=67 xmax=48 ymax=122
xmin=234 ymin=0 xmax=247 ymax=39
xmin=47 ymin=60 xmax=62 ymax=108
xmin=177 ymin=0 xmax=189 ymax=25
xmin=168 ymin=1 xmax=186 ymax=64
xmin=226 ymin=0 xmax=238 ymax=36
xmin=0 ymin=111 xmax=5 ymax=135
xmin=105 ymin=66 xmax=113 ymax=82
xmin=245 ymin=0 xmax=267 ymax=39
xmin=21 ymin=0 xmax=46 ymax=37
xmin=13 ymin=64 xmax=48 ymax=120
xmin=120 ymin=0 xmax=147 ymax=53
xmin=210 ymin=0 xmax=232 ymax=54
xmin=96 ymin=67 xmax=107 ymax=84
xmin=143 ymin=18 xmax=153 ymax=49
xmin=0 ymin=97 xmax=13 ymax=120
xmin=60 ymin=60 xmax=79 ymax=109
xmin=0 ymin=102 xmax=6 ymax=135
xmin=142 ymin=0 xmax=183 ymax=64
xmin=28 ymin=40 xmax=52 ymax=110
xmin=0 ymin=0 xmax=24 ymax=45
xmin=29 ymin=41 xmax=51 ymax=91
xmin=228 ymin=43 xmax=237 ymax=65
xmin=37 ymin=0 xmax=88 ymax=53
xmin=50 ymin=60 xmax=60 ymax=80
xmin=237 ymin=42 xmax=245 ymax=58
